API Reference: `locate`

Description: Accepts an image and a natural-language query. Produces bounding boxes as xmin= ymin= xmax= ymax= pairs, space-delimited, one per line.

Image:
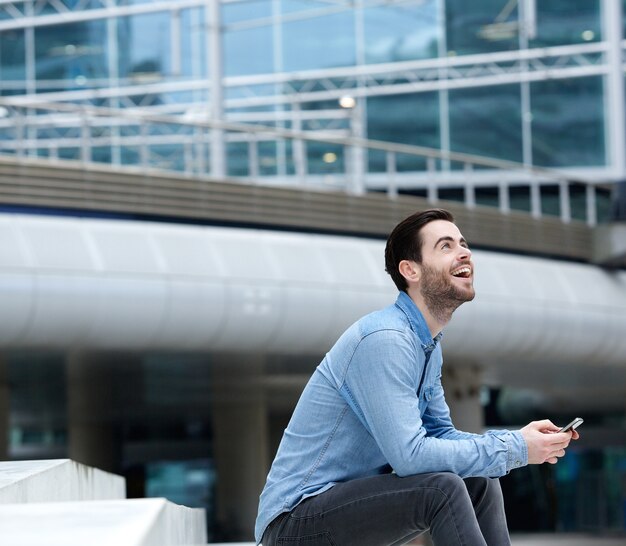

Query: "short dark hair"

xmin=384 ymin=208 xmax=455 ymax=292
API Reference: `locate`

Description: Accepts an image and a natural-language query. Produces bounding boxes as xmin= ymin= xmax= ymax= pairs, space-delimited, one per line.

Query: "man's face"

xmin=417 ymin=220 xmax=475 ymax=311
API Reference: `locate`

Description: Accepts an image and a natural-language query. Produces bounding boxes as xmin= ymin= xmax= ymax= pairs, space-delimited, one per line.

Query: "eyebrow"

xmin=433 ymin=236 xmax=468 ymax=249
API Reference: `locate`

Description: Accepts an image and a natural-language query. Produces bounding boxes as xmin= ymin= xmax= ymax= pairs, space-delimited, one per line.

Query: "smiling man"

xmin=256 ymin=209 xmax=577 ymax=546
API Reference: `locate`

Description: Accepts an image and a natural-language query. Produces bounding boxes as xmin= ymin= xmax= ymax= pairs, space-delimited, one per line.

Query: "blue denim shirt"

xmin=255 ymin=292 xmax=527 ymax=543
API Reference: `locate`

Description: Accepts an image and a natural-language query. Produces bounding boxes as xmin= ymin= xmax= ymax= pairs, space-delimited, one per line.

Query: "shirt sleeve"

xmin=340 ymin=329 xmax=528 ymax=478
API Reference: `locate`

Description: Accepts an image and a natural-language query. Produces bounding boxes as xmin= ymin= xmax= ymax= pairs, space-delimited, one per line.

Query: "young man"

xmin=255 ymin=209 xmax=578 ymax=546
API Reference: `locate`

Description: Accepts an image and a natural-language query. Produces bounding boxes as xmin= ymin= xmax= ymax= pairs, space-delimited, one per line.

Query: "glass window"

xmin=449 ymin=84 xmax=522 ymax=162
xmin=282 ymin=6 xmax=355 ymax=71
xmin=530 ymin=0 xmax=601 ymax=47
xmin=118 ymin=12 xmax=171 ymax=81
xmin=223 ymin=1 xmax=272 ymax=76
xmin=34 ymin=20 xmax=108 ymax=86
xmin=0 ymin=29 xmax=26 ymax=82
xmin=363 ymin=0 xmax=440 ymax=64
xmin=367 ymin=92 xmax=439 ymax=172
xmin=531 ymin=77 xmax=605 ymax=167
xmin=0 ymin=2 xmax=25 ymax=20
xmin=35 ymin=0 xmax=106 ymax=15
xmin=181 ymin=8 xmax=207 ymax=79
xmin=446 ymin=0 xmax=518 ymax=56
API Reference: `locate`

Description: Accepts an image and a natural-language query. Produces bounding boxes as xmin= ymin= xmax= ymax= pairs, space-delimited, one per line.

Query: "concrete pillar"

xmin=211 ymin=354 xmax=269 ymax=541
xmin=0 ymin=354 xmax=9 ymax=459
xmin=66 ymin=351 xmax=120 ymax=473
xmin=442 ymin=365 xmax=484 ymax=433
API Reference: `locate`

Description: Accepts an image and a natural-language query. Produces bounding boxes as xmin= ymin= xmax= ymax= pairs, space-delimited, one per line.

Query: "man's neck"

xmin=406 ymin=287 xmax=450 ymax=339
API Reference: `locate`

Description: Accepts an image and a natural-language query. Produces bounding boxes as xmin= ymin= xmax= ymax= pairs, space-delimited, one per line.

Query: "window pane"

xmin=0 ymin=29 xmax=26 ymax=82
xmin=223 ymin=1 xmax=272 ymax=76
xmin=118 ymin=12 xmax=171 ymax=81
xmin=282 ymin=8 xmax=355 ymax=71
xmin=181 ymin=8 xmax=207 ymax=79
xmin=35 ymin=20 xmax=108 ymax=85
xmin=446 ymin=0 xmax=518 ymax=56
xmin=530 ymin=0 xmax=601 ymax=47
xmin=363 ymin=0 xmax=440 ymax=64
xmin=367 ymin=92 xmax=439 ymax=171
xmin=531 ymin=77 xmax=605 ymax=167
xmin=449 ymin=84 xmax=522 ymax=162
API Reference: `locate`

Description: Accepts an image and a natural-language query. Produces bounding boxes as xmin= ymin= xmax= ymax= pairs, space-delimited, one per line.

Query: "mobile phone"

xmin=558 ymin=417 xmax=583 ymax=433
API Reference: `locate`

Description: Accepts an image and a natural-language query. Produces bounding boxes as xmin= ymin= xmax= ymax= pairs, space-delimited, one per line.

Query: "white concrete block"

xmin=0 ymin=459 xmax=125 ymax=503
xmin=0 ymin=498 xmax=207 ymax=546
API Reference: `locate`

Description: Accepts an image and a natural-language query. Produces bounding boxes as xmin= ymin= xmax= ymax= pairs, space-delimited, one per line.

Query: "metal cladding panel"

xmin=0 ymin=213 xmax=624 ymax=370
xmin=0 ymin=273 xmax=34 ymax=344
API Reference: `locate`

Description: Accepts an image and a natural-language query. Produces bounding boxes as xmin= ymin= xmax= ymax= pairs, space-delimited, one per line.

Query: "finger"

xmin=571 ymin=430 xmax=580 ymax=440
xmin=534 ymin=419 xmax=558 ymax=431
xmin=546 ymin=457 xmax=558 ymax=464
xmin=535 ymin=419 xmax=561 ymax=433
xmin=546 ymin=432 xmax=572 ymax=444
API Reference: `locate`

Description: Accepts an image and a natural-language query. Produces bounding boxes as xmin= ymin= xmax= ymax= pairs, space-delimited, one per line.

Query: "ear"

xmin=398 ymin=259 xmax=420 ymax=285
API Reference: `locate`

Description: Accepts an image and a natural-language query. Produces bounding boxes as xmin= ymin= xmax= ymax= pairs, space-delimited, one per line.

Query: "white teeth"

xmin=451 ymin=267 xmax=471 ymax=277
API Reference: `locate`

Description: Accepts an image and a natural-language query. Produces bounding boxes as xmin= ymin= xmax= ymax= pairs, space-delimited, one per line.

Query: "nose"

xmin=458 ymin=245 xmax=472 ymax=260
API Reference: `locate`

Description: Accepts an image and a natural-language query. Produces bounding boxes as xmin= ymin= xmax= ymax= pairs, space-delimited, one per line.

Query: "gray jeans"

xmin=262 ymin=472 xmax=510 ymax=546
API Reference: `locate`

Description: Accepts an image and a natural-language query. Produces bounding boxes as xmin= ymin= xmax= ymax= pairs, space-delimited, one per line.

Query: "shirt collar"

xmin=395 ymin=291 xmax=444 ymax=350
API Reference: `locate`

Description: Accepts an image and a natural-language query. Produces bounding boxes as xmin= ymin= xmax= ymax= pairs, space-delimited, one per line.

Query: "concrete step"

xmin=0 ymin=459 xmax=125 ymax=503
xmin=0 ymin=497 xmax=207 ymax=546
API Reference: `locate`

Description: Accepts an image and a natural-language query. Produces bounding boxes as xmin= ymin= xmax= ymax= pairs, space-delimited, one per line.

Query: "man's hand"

xmin=520 ymin=420 xmax=578 ymax=464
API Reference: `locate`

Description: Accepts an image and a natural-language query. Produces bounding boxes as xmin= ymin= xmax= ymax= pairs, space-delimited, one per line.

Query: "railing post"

xmin=248 ymin=135 xmax=259 ymax=180
xmin=386 ymin=151 xmax=397 ymax=199
xmin=498 ymin=179 xmax=510 ymax=214
xmin=15 ymin=109 xmax=25 ymax=160
xmin=559 ymin=180 xmax=571 ymax=223
xmin=464 ymin=162 xmax=475 ymax=208
xmin=427 ymin=156 xmax=438 ymax=203
xmin=80 ymin=110 xmax=91 ymax=164
xmin=139 ymin=121 xmax=149 ymax=168
xmin=292 ymin=102 xmax=307 ymax=185
xmin=586 ymin=184 xmax=597 ymax=226
xmin=530 ymin=180 xmax=542 ymax=218
xmin=349 ymin=143 xmax=365 ymax=195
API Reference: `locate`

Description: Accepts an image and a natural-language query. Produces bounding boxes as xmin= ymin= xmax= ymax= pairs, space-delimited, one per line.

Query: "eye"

xmin=441 ymin=242 xmax=450 ymax=250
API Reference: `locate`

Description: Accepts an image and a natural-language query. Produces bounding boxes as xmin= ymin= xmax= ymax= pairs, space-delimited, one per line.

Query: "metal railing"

xmin=0 ymin=99 xmax=608 ymax=226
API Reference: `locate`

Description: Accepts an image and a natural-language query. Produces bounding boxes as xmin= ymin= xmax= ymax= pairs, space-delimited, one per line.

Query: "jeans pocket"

xmin=277 ymin=531 xmax=335 ymax=546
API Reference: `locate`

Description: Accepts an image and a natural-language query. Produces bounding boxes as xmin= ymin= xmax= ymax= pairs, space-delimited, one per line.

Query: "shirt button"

xmin=515 ymin=460 xmax=522 ymax=466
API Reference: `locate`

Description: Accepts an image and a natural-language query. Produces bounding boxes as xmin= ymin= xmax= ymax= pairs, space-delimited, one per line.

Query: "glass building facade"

xmin=0 ymin=1 xmax=621 ymax=194
xmin=1 ymin=0 xmax=625 ymax=540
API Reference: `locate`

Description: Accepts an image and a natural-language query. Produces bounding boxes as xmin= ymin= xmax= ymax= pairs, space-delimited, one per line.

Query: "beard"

xmin=419 ymin=263 xmax=475 ymax=324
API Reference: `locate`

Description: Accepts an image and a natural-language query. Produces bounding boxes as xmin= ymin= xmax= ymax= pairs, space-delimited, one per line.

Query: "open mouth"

xmin=451 ymin=266 xmax=472 ymax=279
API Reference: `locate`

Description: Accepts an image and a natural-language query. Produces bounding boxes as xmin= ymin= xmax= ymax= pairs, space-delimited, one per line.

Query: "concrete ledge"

xmin=0 ymin=498 xmax=207 ymax=546
xmin=0 ymin=155 xmax=594 ymax=262
xmin=0 ymin=459 xmax=125 ymax=503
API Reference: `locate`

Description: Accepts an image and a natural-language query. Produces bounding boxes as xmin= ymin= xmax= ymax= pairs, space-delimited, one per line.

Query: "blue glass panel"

xmin=449 ymin=84 xmax=522 ymax=162
xmin=0 ymin=29 xmax=26 ymax=81
xmin=530 ymin=0 xmax=601 ymax=47
xmin=282 ymin=8 xmax=355 ymax=71
xmin=364 ymin=0 xmax=440 ymax=64
xmin=0 ymin=2 xmax=25 ymax=20
xmin=181 ymin=8 xmax=207 ymax=79
xmin=34 ymin=20 xmax=108 ymax=85
xmin=223 ymin=0 xmax=270 ymax=24
xmin=118 ymin=12 xmax=171 ymax=80
xmin=223 ymin=1 xmax=272 ymax=76
xmin=446 ymin=0 xmax=518 ymax=56
xmin=224 ymin=27 xmax=273 ymax=76
xmin=531 ymin=77 xmax=605 ymax=167
xmin=367 ymin=92 xmax=439 ymax=172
